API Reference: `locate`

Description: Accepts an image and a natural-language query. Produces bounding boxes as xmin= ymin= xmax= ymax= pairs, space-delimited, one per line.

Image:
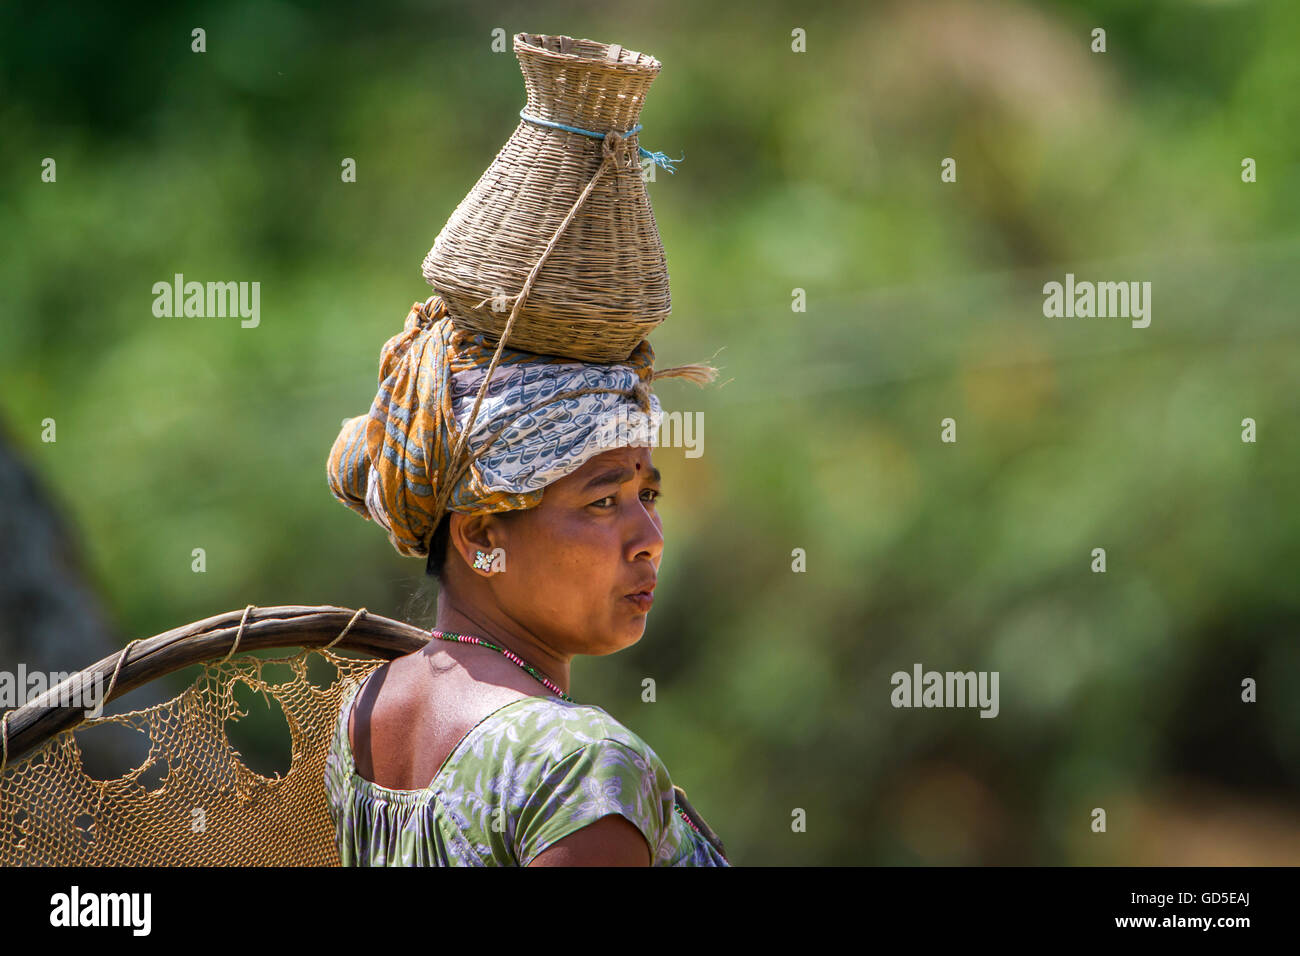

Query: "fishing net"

xmin=0 ymin=647 xmax=385 ymax=866
xmin=0 ymin=605 xmax=415 ymax=866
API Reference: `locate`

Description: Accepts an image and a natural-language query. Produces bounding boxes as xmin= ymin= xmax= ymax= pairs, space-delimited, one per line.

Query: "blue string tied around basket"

xmin=518 ymin=109 xmax=684 ymax=174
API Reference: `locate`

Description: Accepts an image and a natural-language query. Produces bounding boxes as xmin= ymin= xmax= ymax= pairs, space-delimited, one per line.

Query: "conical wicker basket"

xmin=422 ymin=33 xmax=672 ymax=363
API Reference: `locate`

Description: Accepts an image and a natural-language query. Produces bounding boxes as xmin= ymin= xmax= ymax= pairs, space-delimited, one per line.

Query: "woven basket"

xmin=422 ymin=33 xmax=672 ymax=363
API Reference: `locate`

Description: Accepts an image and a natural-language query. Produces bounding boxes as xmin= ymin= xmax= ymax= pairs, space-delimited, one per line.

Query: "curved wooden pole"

xmin=1 ymin=605 xmax=429 ymax=770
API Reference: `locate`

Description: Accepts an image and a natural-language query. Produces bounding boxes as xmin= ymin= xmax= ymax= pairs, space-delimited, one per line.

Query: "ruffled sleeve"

xmin=514 ymin=737 xmax=676 ymax=866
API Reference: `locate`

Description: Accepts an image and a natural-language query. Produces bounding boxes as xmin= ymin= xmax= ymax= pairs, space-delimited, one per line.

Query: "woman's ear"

xmin=448 ymin=512 xmax=507 ymax=576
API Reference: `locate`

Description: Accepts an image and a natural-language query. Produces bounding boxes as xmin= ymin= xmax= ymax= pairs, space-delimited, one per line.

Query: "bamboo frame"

xmin=0 ymin=605 xmax=427 ymax=771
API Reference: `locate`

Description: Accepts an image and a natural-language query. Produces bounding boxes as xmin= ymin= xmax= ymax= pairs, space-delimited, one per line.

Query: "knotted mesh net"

xmin=0 ymin=648 xmax=385 ymax=866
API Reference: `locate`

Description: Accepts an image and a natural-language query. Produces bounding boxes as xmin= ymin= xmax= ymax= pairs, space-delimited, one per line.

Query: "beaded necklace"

xmin=430 ymin=629 xmax=573 ymax=701
xmin=428 ymin=628 xmax=706 ymax=842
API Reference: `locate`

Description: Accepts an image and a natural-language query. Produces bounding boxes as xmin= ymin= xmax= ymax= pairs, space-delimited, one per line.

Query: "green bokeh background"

xmin=3 ymin=0 xmax=1299 ymax=864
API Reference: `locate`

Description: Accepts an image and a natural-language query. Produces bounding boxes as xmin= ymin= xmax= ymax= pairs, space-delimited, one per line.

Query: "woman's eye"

xmin=590 ymin=490 xmax=660 ymax=509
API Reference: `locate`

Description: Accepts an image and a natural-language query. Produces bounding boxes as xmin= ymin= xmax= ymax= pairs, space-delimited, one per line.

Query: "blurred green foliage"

xmin=3 ymin=0 xmax=1299 ymax=864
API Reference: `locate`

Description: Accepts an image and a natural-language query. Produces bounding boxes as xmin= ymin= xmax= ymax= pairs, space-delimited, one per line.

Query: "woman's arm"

xmin=526 ymin=813 xmax=652 ymax=867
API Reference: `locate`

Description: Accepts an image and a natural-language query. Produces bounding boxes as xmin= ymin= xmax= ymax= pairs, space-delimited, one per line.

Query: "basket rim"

xmin=513 ymin=33 xmax=661 ymax=74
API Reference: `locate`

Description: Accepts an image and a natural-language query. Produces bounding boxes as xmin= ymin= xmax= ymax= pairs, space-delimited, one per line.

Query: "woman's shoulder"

xmin=468 ymin=697 xmax=679 ymax=865
xmin=330 ymin=670 xmax=662 ymax=778
xmin=461 ymin=694 xmax=668 ymax=777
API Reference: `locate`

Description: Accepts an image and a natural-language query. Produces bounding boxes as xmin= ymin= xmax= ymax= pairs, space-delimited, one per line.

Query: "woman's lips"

xmin=624 ymin=590 xmax=654 ymax=612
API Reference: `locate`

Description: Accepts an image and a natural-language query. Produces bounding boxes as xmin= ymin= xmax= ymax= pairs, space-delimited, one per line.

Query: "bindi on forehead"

xmin=580 ymin=463 xmax=662 ymax=492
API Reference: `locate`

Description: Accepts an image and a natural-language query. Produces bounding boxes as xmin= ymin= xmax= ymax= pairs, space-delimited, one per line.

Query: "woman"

xmin=322 ymin=295 xmax=728 ymax=866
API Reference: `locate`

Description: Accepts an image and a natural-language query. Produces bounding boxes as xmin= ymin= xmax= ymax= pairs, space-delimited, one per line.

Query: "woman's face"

xmin=476 ymin=444 xmax=664 ymax=656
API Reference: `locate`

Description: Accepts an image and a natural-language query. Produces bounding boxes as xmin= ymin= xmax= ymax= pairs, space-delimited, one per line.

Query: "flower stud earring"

xmin=473 ymin=550 xmax=494 ymax=572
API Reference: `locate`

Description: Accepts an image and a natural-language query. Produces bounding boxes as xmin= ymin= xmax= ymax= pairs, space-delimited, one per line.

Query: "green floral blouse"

xmin=324 ymin=675 xmax=730 ymax=866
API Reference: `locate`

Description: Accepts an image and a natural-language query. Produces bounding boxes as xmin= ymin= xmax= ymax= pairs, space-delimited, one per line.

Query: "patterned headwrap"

xmin=327 ymin=296 xmax=710 ymax=558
